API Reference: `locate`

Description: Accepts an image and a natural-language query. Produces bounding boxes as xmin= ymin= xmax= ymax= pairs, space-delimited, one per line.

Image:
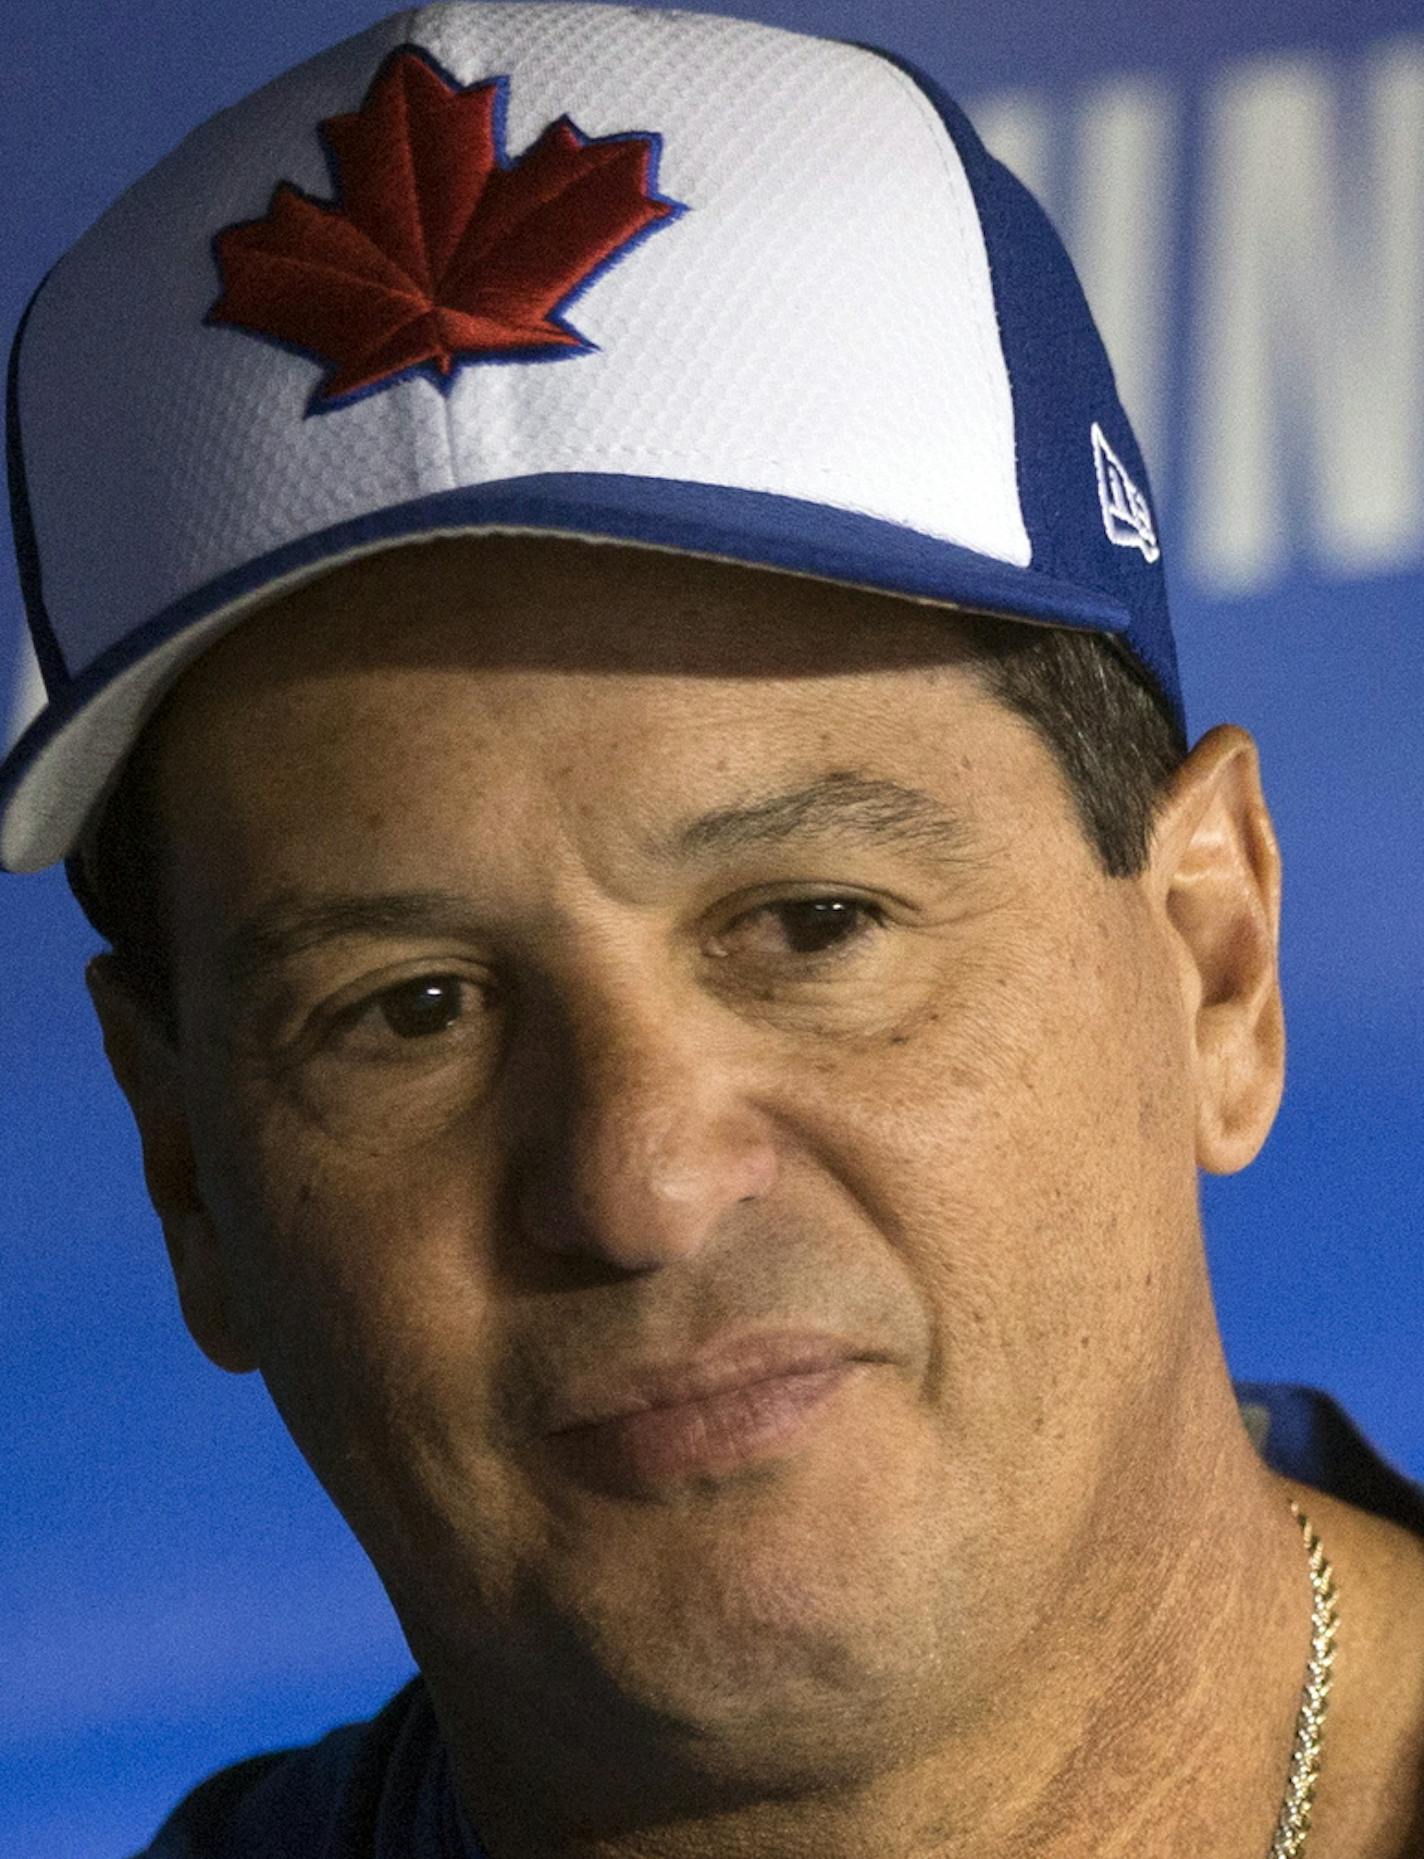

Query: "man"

xmin=3 ymin=4 xmax=1422 ymax=1856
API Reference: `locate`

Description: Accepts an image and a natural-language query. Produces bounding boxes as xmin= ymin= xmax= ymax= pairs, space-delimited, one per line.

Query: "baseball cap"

xmin=0 ymin=0 xmax=1182 ymax=876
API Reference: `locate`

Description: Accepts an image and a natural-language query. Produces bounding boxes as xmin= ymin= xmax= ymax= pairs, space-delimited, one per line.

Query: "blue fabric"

xmin=0 ymin=43 xmax=1189 ymax=874
xmin=858 ymin=46 xmax=1186 ymax=740
xmin=0 ymin=460 xmax=1141 ymax=877
xmin=130 ymin=1380 xmax=1424 ymax=1859
xmin=0 ymin=465 xmax=1137 ymax=800
xmin=4 ymin=277 xmax=65 ymax=695
xmin=130 ymin=1682 xmax=477 ymax=1859
xmin=0 ymin=466 xmax=1142 ymax=877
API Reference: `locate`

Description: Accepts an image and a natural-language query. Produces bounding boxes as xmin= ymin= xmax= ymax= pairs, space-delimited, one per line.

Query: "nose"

xmin=510 ymin=985 xmax=781 ymax=1272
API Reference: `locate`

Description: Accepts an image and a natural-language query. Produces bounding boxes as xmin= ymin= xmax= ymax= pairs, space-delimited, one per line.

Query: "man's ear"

xmin=86 ymin=954 xmax=259 ymax=1374
xmin=1146 ymin=723 xmax=1286 ymax=1176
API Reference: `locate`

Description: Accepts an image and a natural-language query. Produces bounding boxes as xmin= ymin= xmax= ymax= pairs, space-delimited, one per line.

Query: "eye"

xmin=336 ymin=974 xmax=484 ymax=1048
xmin=716 ymin=897 xmax=887 ymax=963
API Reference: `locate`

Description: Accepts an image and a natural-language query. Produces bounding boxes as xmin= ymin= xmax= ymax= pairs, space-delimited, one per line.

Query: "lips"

xmin=543 ymin=1329 xmax=868 ymax=1437
xmin=551 ymin=1361 xmax=862 ymax=1490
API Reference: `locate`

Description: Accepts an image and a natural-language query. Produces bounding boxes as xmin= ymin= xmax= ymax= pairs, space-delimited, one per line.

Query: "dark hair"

xmin=68 ymin=619 xmax=1189 ymax=1044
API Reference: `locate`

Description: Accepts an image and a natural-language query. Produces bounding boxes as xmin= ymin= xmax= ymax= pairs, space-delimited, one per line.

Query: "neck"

xmin=425 ymin=1357 xmax=1325 ymax=1859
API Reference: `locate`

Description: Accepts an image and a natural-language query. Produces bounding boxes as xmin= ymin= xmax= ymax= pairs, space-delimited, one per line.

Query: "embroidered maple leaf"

xmin=207 ymin=47 xmax=685 ymax=409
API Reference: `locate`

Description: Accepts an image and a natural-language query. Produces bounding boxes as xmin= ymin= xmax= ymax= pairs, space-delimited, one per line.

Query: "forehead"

xmin=137 ymin=534 xmax=1068 ymax=885
xmin=167 ymin=533 xmax=990 ymax=689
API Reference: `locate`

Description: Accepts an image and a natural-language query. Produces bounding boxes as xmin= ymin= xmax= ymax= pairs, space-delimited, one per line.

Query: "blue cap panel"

xmin=863 ymin=50 xmax=1186 ymax=740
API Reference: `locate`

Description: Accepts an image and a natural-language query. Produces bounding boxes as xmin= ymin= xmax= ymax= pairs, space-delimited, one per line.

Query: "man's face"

xmin=114 ymin=535 xmax=1230 ymax=1783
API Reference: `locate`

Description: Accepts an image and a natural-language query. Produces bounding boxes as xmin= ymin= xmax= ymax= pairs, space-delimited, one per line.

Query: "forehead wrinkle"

xmin=647 ymin=770 xmax=980 ymax=875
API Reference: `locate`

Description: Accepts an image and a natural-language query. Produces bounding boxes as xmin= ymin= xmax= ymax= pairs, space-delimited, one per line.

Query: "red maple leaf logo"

xmin=207 ymin=48 xmax=686 ymax=409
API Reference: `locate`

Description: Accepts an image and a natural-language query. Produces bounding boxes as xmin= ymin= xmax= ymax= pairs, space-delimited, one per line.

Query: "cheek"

xmin=190 ymin=1087 xmax=514 ymax=1539
xmin=226 ymin=1155 xmax=540 ymax=1617
xmin=794 ymin=892 xmax=1197 ymax=1408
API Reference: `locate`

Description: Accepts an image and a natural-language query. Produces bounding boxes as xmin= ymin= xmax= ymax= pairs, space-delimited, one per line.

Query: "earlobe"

xmin=163 ymin=1209 xmax=263 ymax=1377
xmin=1150 ymin=725 xmax=1287 ymax=1176
xmin=85 ymin=955 xmax=260 ymax=1375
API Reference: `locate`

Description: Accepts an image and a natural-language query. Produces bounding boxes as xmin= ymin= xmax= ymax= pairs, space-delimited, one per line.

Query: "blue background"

xmin=3 ymin=1 xmax=1421 ymax=1853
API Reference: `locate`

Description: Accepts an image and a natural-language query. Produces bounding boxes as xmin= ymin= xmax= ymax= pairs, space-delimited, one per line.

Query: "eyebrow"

xmin=216 ymin=773 xmax=977 ymax=998
xmin=648 ymin=771 xmax=977 ymax=872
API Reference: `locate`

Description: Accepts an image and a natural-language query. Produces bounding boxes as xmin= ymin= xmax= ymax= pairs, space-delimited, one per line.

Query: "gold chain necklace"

xmin=1265 ymin=1500 xmax=1341 ymax=1858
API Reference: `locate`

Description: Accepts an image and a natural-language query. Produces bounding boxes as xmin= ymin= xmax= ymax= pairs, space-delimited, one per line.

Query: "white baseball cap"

xmin=1 ymin=0 xmax=1181 ymax=875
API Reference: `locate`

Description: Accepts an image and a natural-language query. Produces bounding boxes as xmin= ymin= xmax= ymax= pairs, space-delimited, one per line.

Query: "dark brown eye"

xmin=376 ymin=976 xmax=470 ymax=1039
xmin=769 ymin=899 xmax=875 ymax=955
xmin=718 ymin=897 xmax=886 ymax=965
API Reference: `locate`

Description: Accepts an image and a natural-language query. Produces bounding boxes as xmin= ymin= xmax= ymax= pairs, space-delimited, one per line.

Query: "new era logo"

xmin=1092 ymin=423 xmax=1159 ymax=564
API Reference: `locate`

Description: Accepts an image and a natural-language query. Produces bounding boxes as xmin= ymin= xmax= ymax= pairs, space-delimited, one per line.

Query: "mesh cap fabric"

xmin=0 ymin=0 xmax=1182 ymax=874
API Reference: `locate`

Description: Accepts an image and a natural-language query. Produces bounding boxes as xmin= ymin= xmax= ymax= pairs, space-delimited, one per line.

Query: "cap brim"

xmin=0 ymin=471 xmax=1133 ymax=872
